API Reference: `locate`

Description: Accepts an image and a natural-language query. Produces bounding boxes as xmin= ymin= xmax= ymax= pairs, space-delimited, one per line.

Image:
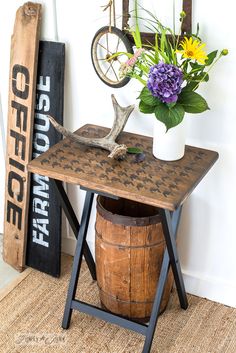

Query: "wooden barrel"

xmin=95 ymin=196 xmax=173 ymax=322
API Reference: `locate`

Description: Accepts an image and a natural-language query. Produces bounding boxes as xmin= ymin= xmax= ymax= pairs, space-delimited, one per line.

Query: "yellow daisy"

xmin=177 ymin=37 xmax=208 ymax=64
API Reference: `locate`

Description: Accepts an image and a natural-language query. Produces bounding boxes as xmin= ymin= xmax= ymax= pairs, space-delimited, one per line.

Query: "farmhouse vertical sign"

xmin=26 ymin=41 xmax=65 ymax=277
xmin=3 ymin=2 xmax=41 ymax=271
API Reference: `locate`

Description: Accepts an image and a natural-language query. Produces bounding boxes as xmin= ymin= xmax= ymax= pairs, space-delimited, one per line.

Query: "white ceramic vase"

xmin=152 ymin=119 xmax=186 ymax=161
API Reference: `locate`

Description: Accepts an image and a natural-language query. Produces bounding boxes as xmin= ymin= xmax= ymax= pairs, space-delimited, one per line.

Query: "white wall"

xmin=0 ymin=0 xmax=235 ymax=308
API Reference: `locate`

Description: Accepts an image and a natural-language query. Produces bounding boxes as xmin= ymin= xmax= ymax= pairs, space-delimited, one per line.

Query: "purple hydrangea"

xmin=147 ymin=62 xmax=183 ymax=103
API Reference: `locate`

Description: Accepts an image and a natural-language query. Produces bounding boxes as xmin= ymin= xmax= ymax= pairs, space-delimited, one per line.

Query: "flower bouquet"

xmin=119 ymin=1 xmax=228 ymax=160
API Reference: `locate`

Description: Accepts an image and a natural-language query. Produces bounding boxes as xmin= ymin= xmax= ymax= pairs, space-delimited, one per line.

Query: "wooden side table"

xmin=27 ymin=124 xmax=218 ymax=353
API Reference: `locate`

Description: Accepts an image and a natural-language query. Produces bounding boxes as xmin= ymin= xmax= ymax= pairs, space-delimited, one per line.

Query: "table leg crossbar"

xmin=53 ymin=180 xmax=96 ymax=280
xmin=56 ymin=183 xmax=188 ymax=353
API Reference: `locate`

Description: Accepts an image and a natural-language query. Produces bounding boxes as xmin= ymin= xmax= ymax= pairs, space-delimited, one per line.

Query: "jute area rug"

xmin=0 ymin=254 xmax=235 ymax=353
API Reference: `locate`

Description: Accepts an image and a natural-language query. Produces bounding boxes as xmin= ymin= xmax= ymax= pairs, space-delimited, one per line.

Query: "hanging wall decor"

xmin=26 ymin=41 xmax=65 ymax=277
xmin=3 ymin=2 xmax=42 ymax=271
xmin=91 ymin=0 xmax=192 ymax=88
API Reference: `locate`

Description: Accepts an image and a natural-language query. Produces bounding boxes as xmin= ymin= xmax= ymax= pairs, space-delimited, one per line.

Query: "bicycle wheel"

xmin=91 ymin=26 xmax=133 ymax=88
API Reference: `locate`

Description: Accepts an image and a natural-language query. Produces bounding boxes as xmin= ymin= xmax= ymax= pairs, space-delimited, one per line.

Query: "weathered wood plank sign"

xmin=3 ymin=2 xmax=41 ymax=271
xmin=26 ymin=41 xmax=65 ymax=277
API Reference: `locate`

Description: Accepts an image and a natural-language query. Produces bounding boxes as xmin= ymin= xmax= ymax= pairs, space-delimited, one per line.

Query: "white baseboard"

xmin=62 ymin=237 xmax=95 ymax=259
xmin=182 ymin=268 xmax=236 ymax=308
xmin=61 ymin=236 xmax=76 ymax=257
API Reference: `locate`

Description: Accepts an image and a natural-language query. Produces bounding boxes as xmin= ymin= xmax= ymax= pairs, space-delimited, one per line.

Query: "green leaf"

xmin=205 ymin=50 xmax=218 ymax=66
xmin=160 ymin=28 xmax=167 ymax=53
xmin=178 ymin=90 xmax=210 ymax=113
xmin=190 ymin=62 xmax=203 ymax=70
xmin=139 ymin=100 xmax=155 ymax=114
xmin=196 ymin=23 xmax=200 ymax=37
xmin=145 ymin=52 xmax=156 ymax=64
xmin=154 ymin=33 xmax=159 ymax=62
xmin=183 ymin=82 xmax=198 ymax=91
xmin=131 ymin=72 xmax=146 ymax=85
xmin=155 ymin=103 xmax=185 ymax=131
xmin=127 ymin=147 xmax=143 ymax=154
xmin=167 ymin=102 xmax=176 ymax=109
xmin=133 ymin=0 xmax=142 ymax=48
xmin=159 ymin=50 xmax=170 ymax=63
xmin=131 ymin=30 xmax=142 ymax=49
xmin=109 ymin=51 xmax=133 ymax=60
xmin=194 ymin=72 xmax=209 ymax=82
xmin=139 ymin=87 xmax=161 ymax=107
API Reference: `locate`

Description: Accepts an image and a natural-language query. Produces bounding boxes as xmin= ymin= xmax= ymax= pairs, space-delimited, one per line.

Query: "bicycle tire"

xmin=91 ymin=26 xmax=133 ymax=88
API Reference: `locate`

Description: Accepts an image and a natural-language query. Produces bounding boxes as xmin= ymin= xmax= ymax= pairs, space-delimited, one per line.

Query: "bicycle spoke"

xmin=117 ymin=57 xmax=122 ymax=65
xmin=115 ymin=37 xmax=121 ymax=53
xmin=110 ymin=62 xmax=119 ymax=82
xmin=106 ymin=32 xmax=108 ymax=53
xmin=104 ymin=61 xmax=113 ymax=76
xmin=97 ymin=42 xmax=113 ymax=55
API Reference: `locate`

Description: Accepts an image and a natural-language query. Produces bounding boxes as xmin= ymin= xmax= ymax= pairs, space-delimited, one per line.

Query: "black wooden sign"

xmin=26 ymin=41 xmax=65 ymax=277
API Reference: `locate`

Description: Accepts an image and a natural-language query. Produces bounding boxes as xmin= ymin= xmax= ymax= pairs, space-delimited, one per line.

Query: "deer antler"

xmin=48 ymin=95 xmax=134 ymax=159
